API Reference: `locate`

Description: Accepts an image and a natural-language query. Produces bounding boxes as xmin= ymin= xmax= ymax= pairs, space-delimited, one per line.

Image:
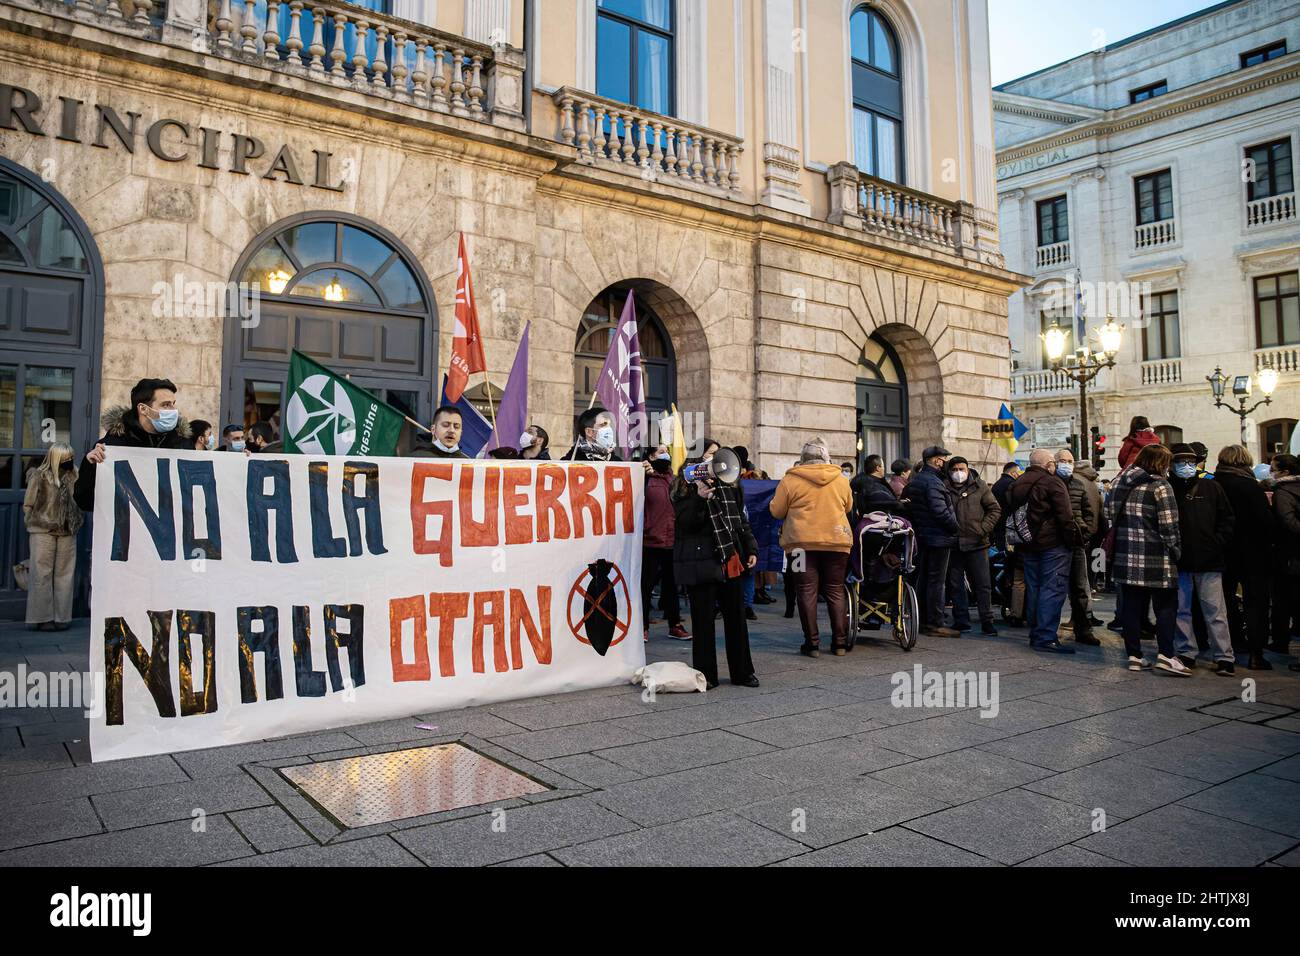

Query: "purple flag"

xmin=483 ymin=322 xmax=530 ymax=456
xmin=595 ymin=293 xmax=645 ymax=453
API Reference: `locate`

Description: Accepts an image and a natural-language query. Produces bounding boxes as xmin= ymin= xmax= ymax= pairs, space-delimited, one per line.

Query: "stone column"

xmin=826 ymin=162 xmax=862 ymax=229
xmin=760 ymin=0 xmax=809 ymax=214
xmin=162 ymin=0 xmax=210 ymax=50
xmin=489 ymin=44 xmax=527 ymax=132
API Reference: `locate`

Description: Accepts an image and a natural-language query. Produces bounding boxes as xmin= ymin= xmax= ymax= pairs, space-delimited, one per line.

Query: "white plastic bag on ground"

xmin=631 ymin=661 xmax=709 ymax=693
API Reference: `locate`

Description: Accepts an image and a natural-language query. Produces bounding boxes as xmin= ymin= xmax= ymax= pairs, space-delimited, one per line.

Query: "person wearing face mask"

xmin=1055 ymin=448 xmax=1101 ymax=646
xmin=189 ymin=420 xmax=215 ymax=452
xmin=564 ymin=407 xmax=623 ymax=462
xmin=519 ymin=425 xmax=551 ymax=460
xmin=220 ymin=423 xmax=246 ymax=453
xmin=1167 ymin=444 xmax=1236 ymax=675
xmin=1267 ymin=454 xmax=1300 ymax=670
xmin=23 ymin=443 xmax=83 ymax=631
xmin=74 ymin=378 xmax=191 ymax=511
xmin=247 ymin=421 xmax=281 ymax=454
xmin=902 ymin=445 xmax=961 ymax=638
xmin=643 ymin=450 xmax=689 ymax=641
xmin=411 ymin=406 xmax=469 ymax=458
xmin=943 ymin=457 xmax=1001 ymax=635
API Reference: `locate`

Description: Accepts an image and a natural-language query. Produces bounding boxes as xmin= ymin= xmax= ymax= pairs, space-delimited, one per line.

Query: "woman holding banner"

xmin=23 ymin=442 xmax=83 ymax=632
xmin=673 ymin=452 xmax=760 ymax=690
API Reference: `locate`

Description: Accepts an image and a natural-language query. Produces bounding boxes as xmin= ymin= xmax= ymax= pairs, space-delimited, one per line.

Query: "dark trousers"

xmin=1223 ymin=567 xmax=1270 ymax=653
xmin=1121 ymin=583 xmax=1177 ymax=659
xmin=1067 ymin=545 xmax=1094 ymax=637
xmin=688 ymin=578 xmax=754 ymax=685
xmin=783 ymin=571 xmax=797 ymax=616
xmin=641 ymin=546 xmax=681 ymax=628
xmin=793 ymin=550 xmax=850 ymax=649
xmin=1271 ymin=573 xmax=1300 ymax=649
xmin=947 ymin=548 xmax=993 ymax=628
xmin=917 ymin=545 xmax=952 ymax=629
xmin=1023 ymin=546 xmax=1071 ymax=645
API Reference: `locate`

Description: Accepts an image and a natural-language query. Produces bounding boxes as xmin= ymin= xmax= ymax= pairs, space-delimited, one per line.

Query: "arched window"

xmin=856 ymin=335 xmax=907 ymax=470
xmin=850 ymin=5 xmax=903 ymax=183
xmin=1260 ymin=418 xmax=1297 ymax=457
xmin=226 ymin=216 xmax=436 ymax=434
xmin=1154 ymin=425 xmax=1184 ymax=446
xmin=596 ymin=0 xmax=675 ymax=115
xmin=574 ymin=286 xmax=676 ymax=419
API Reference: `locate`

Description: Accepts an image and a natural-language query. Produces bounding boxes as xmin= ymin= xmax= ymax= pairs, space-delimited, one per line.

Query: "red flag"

xmin=446 ymin=233 xmax=486 ymax=403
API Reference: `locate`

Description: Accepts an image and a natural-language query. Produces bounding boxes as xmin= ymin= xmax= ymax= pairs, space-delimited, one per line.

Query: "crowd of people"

xmin=19 ymin=379 xmax=1300 ymax=696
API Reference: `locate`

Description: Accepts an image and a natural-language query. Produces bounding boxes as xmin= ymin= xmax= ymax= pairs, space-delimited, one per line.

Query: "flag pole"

xmin=483 ymin=372 xmax=498 ymax=430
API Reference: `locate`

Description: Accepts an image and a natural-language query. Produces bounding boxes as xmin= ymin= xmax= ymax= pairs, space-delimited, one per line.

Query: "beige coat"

xmin=23 ymin=468 xmax=84 ymax=536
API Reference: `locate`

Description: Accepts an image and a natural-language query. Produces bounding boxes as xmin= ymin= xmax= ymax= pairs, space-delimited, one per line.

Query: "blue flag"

xmin=439 ymin=375 xmax=493 ymax=458
xmin=742 ymin=480 xmax=784 ymax=573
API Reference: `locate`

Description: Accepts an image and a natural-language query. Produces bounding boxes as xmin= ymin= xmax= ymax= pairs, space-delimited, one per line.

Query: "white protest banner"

xmin=90 ymin=448 xmax=645 ymax=762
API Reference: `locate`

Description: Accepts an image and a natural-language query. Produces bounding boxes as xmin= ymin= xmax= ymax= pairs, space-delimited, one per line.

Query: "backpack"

xmin=1005 ymin=503 xmax=1034 ymax=547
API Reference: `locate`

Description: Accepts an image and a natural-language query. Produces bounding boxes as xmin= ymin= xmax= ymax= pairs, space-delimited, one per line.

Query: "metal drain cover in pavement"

xmin=281 ymin=744 xmax=549 ymax=827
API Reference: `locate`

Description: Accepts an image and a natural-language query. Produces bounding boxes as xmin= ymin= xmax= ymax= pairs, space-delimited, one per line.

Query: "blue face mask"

xmin=1056 ymin=463 xmax=1074 ymax=480
xmin=595 ymin=426 xmax=616 ymax=450
xmin=230 ymin=440 xmax=246 ymax=452
xmin=1173 ymin=462 xmax=1197 ymax=479
xmin=150 ymin=407 xmax=179 ymax=433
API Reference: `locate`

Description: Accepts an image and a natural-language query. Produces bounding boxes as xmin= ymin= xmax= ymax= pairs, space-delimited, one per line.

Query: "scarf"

xmin=574 ymin=437 xmax=612 ymax=461
xmin=704 ymin=485 xmax=746 ymax=576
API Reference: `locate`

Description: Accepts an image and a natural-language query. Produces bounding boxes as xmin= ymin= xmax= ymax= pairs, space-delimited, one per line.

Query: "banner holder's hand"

xmin=86 ymin=443 xmax=107 ymax=465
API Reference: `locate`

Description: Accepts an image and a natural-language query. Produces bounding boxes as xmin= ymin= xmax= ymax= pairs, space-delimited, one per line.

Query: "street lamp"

xmin=1041 ymin=315 xmax=1124 ymax=462
xmin=1207 ymin=364 xmax=1278 ymax=443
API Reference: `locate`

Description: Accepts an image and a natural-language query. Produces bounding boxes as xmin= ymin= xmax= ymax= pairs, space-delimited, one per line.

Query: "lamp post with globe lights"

xmin=1206 ymin=365 xmax=1279 ymax=444
xmin=1041 ymin=315 xmax=1125 ymax=460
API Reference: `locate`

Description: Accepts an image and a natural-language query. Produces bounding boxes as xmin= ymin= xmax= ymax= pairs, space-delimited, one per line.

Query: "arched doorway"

xmin=1154 ymin=424 xmax=1183 ymax=446
xmin=224 ymin=214 xmax=437 ymax=439
xmin=0 ymin=159 xmax=103 ymax=618
xmin=574 ymin=282 xmax=677 ymax=423
xmin=856 ymin=334 xmax=907 ymax=470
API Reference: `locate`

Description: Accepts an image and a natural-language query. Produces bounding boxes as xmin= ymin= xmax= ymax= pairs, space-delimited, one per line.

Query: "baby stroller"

xmin=847 ymin=511 xmax=919 ymax=651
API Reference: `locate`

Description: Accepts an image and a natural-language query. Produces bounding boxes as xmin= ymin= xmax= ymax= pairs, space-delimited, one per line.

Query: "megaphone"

xmin=682 ymin=448 xmax=741 ymax=485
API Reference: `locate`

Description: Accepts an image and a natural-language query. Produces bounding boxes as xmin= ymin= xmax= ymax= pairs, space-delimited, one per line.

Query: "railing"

xmin=1134 ymin=218 xmax=1176 ymax=250
xmin=1247 ymin=192 xmax=1297 ymax=228
xmin=1011 ymin=368 xmax=1077 ymax=397
xmin=550 ymin=88 xmax=743 ymax=194
xmin=1035 ymin=241 xmax=1070 ymax=269
xmin=825 ymin=163 xmax=964 ymax=252
xmin=5 ymin=0 xmax=526 ymax=129
xmin=1256 ymin=345 xmax=1299 ymax=374
xmin=1140 ymin=357 xmax=1182 ymax=386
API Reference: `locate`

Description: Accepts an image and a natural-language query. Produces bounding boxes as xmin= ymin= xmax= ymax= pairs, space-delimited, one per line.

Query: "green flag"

xmin=283 ymin=351 xmax=405 ymax=457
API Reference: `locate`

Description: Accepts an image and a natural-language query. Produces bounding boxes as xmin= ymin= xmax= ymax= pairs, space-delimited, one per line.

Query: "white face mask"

xmin=595 ymin=425 xmax=615 ymax=450
xmin=519 ymin=431 xmax=535 ymax=448
xmin=950 ymin=470 xmax=969 ymax=484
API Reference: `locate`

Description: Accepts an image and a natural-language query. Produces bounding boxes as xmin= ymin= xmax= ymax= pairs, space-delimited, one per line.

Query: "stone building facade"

xmin=0 ymin=0 xmax=1020 ymax=612
xmin=996 ymin=0 xmax=1300 ymax=470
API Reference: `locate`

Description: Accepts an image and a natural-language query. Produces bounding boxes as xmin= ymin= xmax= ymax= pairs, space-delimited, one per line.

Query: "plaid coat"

xmin=1107 ymin=467 xmax=1181 ymax=589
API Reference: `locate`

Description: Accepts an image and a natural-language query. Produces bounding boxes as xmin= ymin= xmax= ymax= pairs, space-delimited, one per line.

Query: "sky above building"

xmin=988 ymin=0 xmax=1217 ymax=86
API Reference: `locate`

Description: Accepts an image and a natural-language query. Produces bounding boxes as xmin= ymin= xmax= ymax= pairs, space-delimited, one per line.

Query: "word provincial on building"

xmin=0 ymin=82 xmax=347 ymax=190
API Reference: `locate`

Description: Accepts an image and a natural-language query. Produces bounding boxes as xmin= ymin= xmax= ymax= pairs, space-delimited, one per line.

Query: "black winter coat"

xmin=1274 ymin=478 xmax=1300 ymax=577
xmin=1210 ymin=465 xmax=1273 ymax=573
xmin=1168 ymin=475 xmax=1235 ymax=572
xmin=850 ymin=473 xmax=902 ymax=522
xmin=991 ymin=473 xmax=1016 ymax=549
xmin=902 ymin=465 xmax=959 ymax=548
xmin=672 ymin=484 xmax=757 ymax=587
xmin=73 ymin=405 xmax=192 ymax=511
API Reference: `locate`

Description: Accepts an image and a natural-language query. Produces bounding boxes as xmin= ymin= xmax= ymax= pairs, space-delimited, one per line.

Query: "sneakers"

xmin=1032 ymin=640 xmax=1076 ymax=654
xmin=1154 ymin=654 xmax=1193 ymax=677
xmin=1176 ymin=655 xmax=1197 ymax=670
xmin=799 ymin=644 xmax=820 ymax=659
xmin=1128 ymin=655 xmax=1152 ymax=672
xmin=668 ymin=624 xmax=691 ymax=640
xmin=1215 ymin=660 xmax=1236 ymax=676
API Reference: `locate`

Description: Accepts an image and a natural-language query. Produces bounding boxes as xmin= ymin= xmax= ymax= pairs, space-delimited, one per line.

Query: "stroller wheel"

xmin=896 ymin=582 xmax=919 ymax=650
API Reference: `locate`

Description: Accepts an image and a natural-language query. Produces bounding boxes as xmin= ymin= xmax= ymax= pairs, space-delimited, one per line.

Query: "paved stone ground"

xmin=3 ymin=593 xmax=1300 ymax=867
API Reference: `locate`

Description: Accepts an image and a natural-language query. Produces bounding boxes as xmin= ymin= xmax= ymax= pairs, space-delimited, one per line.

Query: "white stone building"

xmin=995 ymin=0 xmax=1300 ymax=472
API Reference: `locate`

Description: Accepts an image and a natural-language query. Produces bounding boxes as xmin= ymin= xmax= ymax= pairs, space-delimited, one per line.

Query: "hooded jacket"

xmin=1005 ymin=465 xmax=1080 ymax=552
xmin=902 ymin=464 xmax=960 ymax=548
xmin=1118 ymin=429 xmax=1160 ymax=469
xmin=947 ymin=472 xmax=1002 ymax=552
xmin=769 ymin=462 xmax=854 ymax=553
xmin=1168 ymin=473 xmax=1235 ymax=573
xmin=1214 ymin=463 xmax=1275 ymax=573
xmin=643 ymin=470 xmax=676 ymax=549
xmin=73 ymin=405 xmax=192 ymax=511
xmin=24 ymin=466 xmax=84 ymax=536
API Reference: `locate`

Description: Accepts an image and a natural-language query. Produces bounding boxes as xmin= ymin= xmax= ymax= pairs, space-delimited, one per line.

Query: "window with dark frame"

xmin=595 ymin=0 xmax=675 ymax=117
xmin=850 ymin=5 xmax=904 ymax=184
xmin=1246 ymin=139 xmax=1294 ymax=201
xmin=1129 ymin=80 xmax=1168 ymax=104
xmin=1135 ymin=169 xmax=1174 ymax=225
xmin=1241 ymin=40 xmax=1287 ymax=68
xmin=1255 ymin=271 xmax=1300 ymax=348
xmin=1036 ymin=195 xmax=1069 ymax=246
xmin=1141 ymin=291 xmax=1181 ymax=360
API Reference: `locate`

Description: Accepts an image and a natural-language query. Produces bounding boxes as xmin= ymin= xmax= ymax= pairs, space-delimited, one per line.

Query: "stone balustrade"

xmin=1140 ymin=357 xmax=1182 ymax=386
xmin=551 ymin=87 xmax=743 ymax=194
xmin=1134 ymin=218 xmax=1176 ymax=250
xmin=1256 ymin=344 xmax=1299 ymax=374
xmin=1246 ymin=192 xmax=1297 ymax=228
xmin=1035 ymin=240 xmax=1070 ymax=269
xmin=5 ymin=0 xmax=526 ymax=130
xmin=1011 ymin=368 xmax=1077 ymax=397
xmin=825 ymin=162 xmax=965 ymax=253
